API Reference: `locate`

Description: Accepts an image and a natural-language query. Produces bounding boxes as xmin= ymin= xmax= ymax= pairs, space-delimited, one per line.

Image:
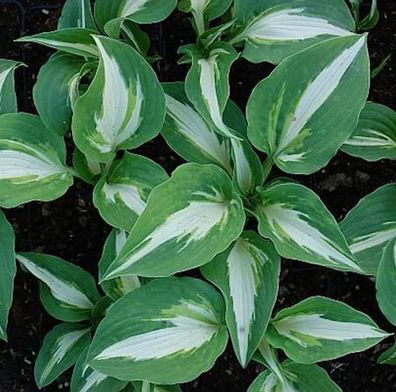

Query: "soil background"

xmin=0 ymin=0 xmax=395 ymax=391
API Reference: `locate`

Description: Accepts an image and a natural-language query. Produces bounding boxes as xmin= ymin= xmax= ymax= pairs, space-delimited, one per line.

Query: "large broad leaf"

xmin=132 ymin=382 xmax=182 ymax=392
xmin=0 ymin=113 xmax=73 ymax=208
xmin=0 ymin=59 xmax=21 ymax=115
xmin=71 ymin=347 xmax=127 ymax=392
xmin=35 ymin=323 xmax=91 ymax=388
xmin=58 ymin=0 xmax=97 ymax=30
xmin=340 ymin=183 xmax=396 ymax=275
xmin=232 ymin=0 xmax=355 ymax=64
xmin=254 ymin=181 xmax=362 ymax=274
xmin=378 ymin=342 xmax=396 ymax=365
xmin=87 ymin=277 xmax=228 ymax=384
xmin=94 ymin=153 xmax=168 ymax=231
xmin=266 ymin=296 xmax=390 ymax=364
xmin=0 ymin=210 xmax=15 ymax=341
xmin=99 ymin=229 xmax=142 ymax=301
xmin=376 ymin=239 xmax=396 ymax=326
xmin=182 ymin=42 xmax=240 ymax=140
xmin=342 ymin=102 xmax=396 ymax=161
xmin=102 ymin=163 xmax=245 ymax=279
xmin=201 ymin=231 xmax=280 ymax=367
xmin=34 ymin=53 xmax=84 ymax=136
xmin=247 ymin=35 xmax=369 ymax=174
xmin=17 ymin=253 xmax=100 ymax=322
xmin=72 ymin=35 xmax=165 ymax=162
xmin=17 ymin=28 xmax=99 ymax=58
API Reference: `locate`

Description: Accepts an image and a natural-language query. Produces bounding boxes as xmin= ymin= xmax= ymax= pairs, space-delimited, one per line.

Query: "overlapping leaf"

xmin=247 ymin=35 xmax=369 ymax=174
xmin=88 ymin=277 xmax=228 ymax=384
xmin=72 ymin=35 xmax=165 ymax=162
xmin=202 ymin=232 xmax=280 ymax=367
xmin=58 ymin=0 xmax=97 ymax=30
xmin=0 ymin=113 xmax=73 ymax=208
xmin=132 ymin=381 xmax=182 ymax=392
xmin=0 ymin=59 xmax=21 ymax=115
xmin=102 ymin=163 xmax=245 ymax=279
xmin=378 ymin=342 xmax=396 ymax=365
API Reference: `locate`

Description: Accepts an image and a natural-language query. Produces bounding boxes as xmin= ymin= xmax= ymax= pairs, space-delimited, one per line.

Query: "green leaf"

xmin=88 ymin=277 xmax=228 ymax=384
xmin=94 ymin=153 xmax=168 ymax=231
xmin=35 ymin=323 xmax=90 ymax=388
xmin=342 ymin=102 xmax=396 ymax=161
xmin=0 ymin=113 xmax=73 ymax=208
xmin=254 ymin=181 xmax=362 ymax=273
xmin=58 ymin=0 xmax=98 ymax=30
xmin=132 ymin=381 xmax=182 ymax=392
xmin=182 ymin=42 xmax=240 ymax=140
xmin=0 ymin=59 xmax=21 ymax=115
xmin=0 ymin=210 xmax=15 ymax=341
xmin=247 ymin=35 xmax=369 ymax=174
xmin=232 ymin=0 xmax=355 ymax=64
xmin=72 ymin=147 xmax=102 ymax=185
xmin=120 ymin=20 xmax=150 ymax=55
xmin=72 ymin=35 xmax=165 ymax=162
xmin=376 ymin=239 xmax=396 ymax=326
xmin=33 ymin=53 xmax=84 ymax=136
xmin=71 ymin=347 xmax=128 ymax=392
xmin=340 ymin=183 xmax=396 ymax=275
xmin=17 ymin=28 xmax=99 ymax=58
xmin=378 ymin=341 xmax=396 ymax=365
xmin=17 ymin=253 xmax=100 ymax=322
xmin=162 ymin=82 xmax=232 ymax=172
xmin=266 ymin=296 xmax=390 ymax=364
xmin=99 ymin=229 xmax=142 ymax=301
xmin=102 ymin=163 xmax=245 ymax=279
xmin=358 ymin=0 xmax=379 ymax=30
xmin=201 ymin=231 xmax=280 ymax=367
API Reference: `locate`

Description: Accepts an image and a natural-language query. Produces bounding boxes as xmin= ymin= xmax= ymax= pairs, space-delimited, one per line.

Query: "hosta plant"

xmin=0 ymin=0 xmax=394 ymax=390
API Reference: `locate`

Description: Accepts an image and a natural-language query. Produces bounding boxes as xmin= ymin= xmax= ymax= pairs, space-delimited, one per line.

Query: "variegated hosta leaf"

xmin=102 ymin=163 xmax=245 ymax=279
xmin=121 ymin=20 xmax=150 ymax=55
xmin=340 ymin=183 xmax=396 ymax=275
xmin=99 ymin=229 xmax=142 ymax=301
xmin=201 ymin=232 xmax=280 ymax=367
xmin=247 ymin=34 xmax=369 ymax=174
xmin=132 ymin=381 xmax=182 ymax=392
xmin=72 ymin=148 xmax=102 ymax=185
xmin=94 ymin=153 xmax=168 ymax=231
xmin=178 ymin=0 xmax=232 ymax=35
xmin=254 ymin=181 xmax=363 ymax=273
xmin=376 ymin=239 xmax=396 ymax=326
xmin=72 ymin=35 xmax=165 ymax=162
xmin=232 ymin=0 xmax=355 ymax=64
xmin=378 ymin=342 xmax=396 ymax=365
xmin=33 ymin=53 xmax=84 ymax=136
xmin=94 ymin=0 xmax=177 ymax=37
xmin=17 ymin=28 xmax=99 ymax=58
xmin=71 ymin=347 xmax=127 ymax=392
xmin=342 ymin=102 xmax=396 ymax=161
xmin=248 ymin=360 xmax=341 ymax=392
xmin=58 ymin=0 xmax=97 ymax=30
xmin=266 ymin=296 xmax=390 ymax=364
xmin=0 ymin=113 xmax=73 ymax=208
xmin=17 ymin=253 xmax=100 ymax=322
xmin=88 ymin=277 xmax=228 ymax=384
xmin=182 ymin=42 xmax=240 ymax=140
xmin=35 ymin=323 xmax=91 ymax=388
xmin=0 ymin=59 xmax=21 ymax=115
xmin=162 ymin=82 xmax=232 ymax=172
xmin=0 ymin=210 xmax=15 ymax=341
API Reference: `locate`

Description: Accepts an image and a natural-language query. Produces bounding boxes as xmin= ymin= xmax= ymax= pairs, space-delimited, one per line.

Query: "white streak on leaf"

xmin=120 ymin=0 xmax=148 ymax=18
xmin=349 ymin=225 xmax=396 ymax=254
xmin=345 ymin=129 xmax=396 ymax=148
xmin=80 ymin=370 xmax=107 ymax=392
xmin=103 ymin=182 xmax=146 ymax=215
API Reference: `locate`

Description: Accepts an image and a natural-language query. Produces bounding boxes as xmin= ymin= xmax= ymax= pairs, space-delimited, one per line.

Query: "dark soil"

xmin=0 ymin=1 xmax=395 ymax=391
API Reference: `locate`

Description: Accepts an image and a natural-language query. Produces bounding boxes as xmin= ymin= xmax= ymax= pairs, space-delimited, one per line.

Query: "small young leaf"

xmin=378 ymin=342 xmax=396 ymax=365
xmin=72 ymin=148 xmax=102 ymax=185
xmin=254 ymin=181 xmax=363 ymax=274
xmin=17 ymin=253 xmax=100 ymax=322
xmin=0 ymin=210 xmax=16 ymax=341
xmin=0 ymin=59 xmax=21 ymax=115
xmin=342 ymin=102 xmax=396 ymax=161
xmin=72 ymin=35 xmax=165 ymax=162
xmin=247 ymin=35 xmax=369 ymax=174
xmin=340 ymin=183 xmax=396 ymax=275
xmin=58 ymin=0 xmax=98 ymax=30
xmin=376 ymin=239 xmax=396 ymax=326
xmin=87 ymin=277 xmax=228 ymax=384
xmin=94 ymin=153 xmax=168 ymax=231
xmin=201 ymin=231 xmax=280 ymax=367
xmin=34 ymin=53 xmax=84 ymax=136
xmin=102 ymin=163 xmax=245 ymax=279
xmin=0 ymin=113 xmax=73 ymax=208
xmin=35 ymin=323 xmax=91 ymax=388
xmin=266 ymin=296 xmax=390 ymax=364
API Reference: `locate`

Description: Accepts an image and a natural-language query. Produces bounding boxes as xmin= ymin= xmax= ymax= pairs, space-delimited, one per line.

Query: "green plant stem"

xmin=262 ymin=157 xmax=274 ymax=184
